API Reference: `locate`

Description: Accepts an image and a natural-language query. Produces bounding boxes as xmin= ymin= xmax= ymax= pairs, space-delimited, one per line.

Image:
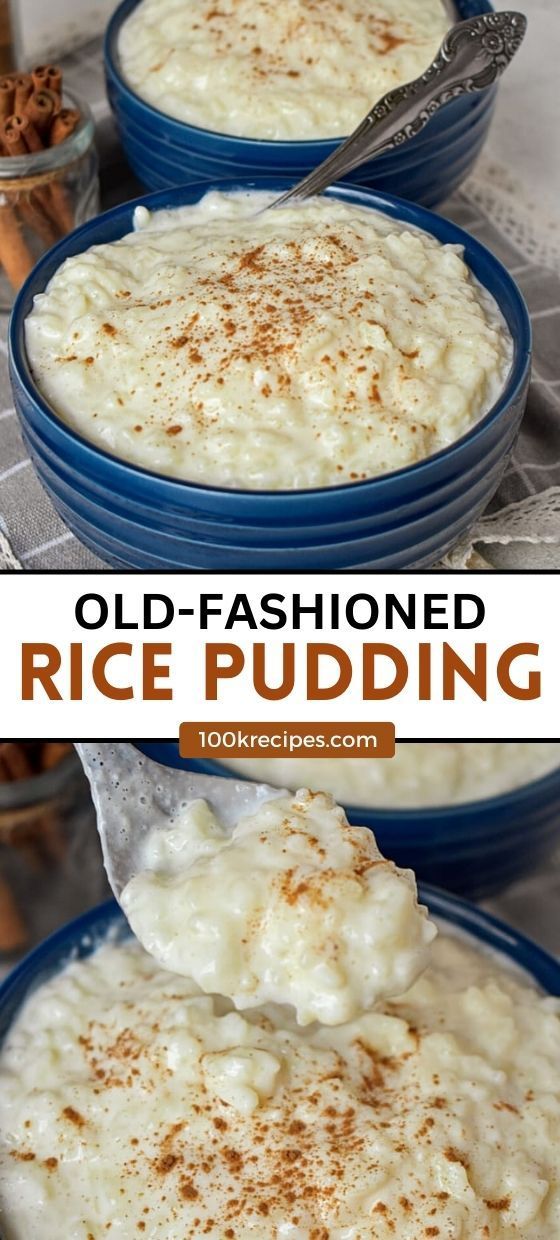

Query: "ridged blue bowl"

xmin=9 ymin=179 xmax=531 ymax=570
xmin=135 ymin=744 xmax=560 ymax=900
xmin=1 ymin=890 xmax=559 ymax=1056
xmin=105 ymin=0 xmax=497 ymax=207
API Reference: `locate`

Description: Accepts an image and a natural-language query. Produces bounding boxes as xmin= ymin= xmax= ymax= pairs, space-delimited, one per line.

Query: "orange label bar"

xmin=180 ymin=722 xmax=395 ymax=760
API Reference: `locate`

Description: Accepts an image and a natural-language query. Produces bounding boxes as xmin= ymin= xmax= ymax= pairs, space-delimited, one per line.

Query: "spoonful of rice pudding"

xmin=77 ymin=743 xmax=435 ymax=1026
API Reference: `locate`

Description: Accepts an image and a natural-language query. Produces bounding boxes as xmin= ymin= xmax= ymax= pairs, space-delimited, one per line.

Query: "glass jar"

xmin=0 ymin=747 xmax=109 ymax=969
xmin=0 ymin=89 xmax=98 ymax=310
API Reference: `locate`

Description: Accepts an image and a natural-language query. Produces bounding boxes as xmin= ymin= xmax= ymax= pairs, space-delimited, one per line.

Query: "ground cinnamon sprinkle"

xmin=62 ymin=1106 xmax=86 ymax=1128
xmin=238 ymin=244 xmax=265 ymax=271
xmin=444 ymin=1146 xmax=468 ymax=1167
xmin=114 ymin=218 xmax=412 ymax=453
xmin=277 ymin=867 xmax=326 ymax=907
xmin=493 ymin=1100 xmax=519 ymax=1114
xmin=377 ymin=29 xmax=406 ymax=54
xmin=2 ymin=886 xmax=548 ymax=1240
xmin=484 ymin=1197 xmax=511 ymax=1211
xmin=156 ymin=1152 xmax=181 ymax=1174
xmin=180 ymin=1179 xmax=199 ymax=1200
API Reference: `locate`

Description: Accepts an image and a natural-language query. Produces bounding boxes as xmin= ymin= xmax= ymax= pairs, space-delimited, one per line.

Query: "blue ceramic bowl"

xmin=9 ymin=179 xmax=531 ymax=570
xmin=105 ymin=0 xmax=497 ymax=207
xmin=135 ymin=744 xmax=560 ymax=900
xmin=1 ymin=890 xmax=559 ymax=1058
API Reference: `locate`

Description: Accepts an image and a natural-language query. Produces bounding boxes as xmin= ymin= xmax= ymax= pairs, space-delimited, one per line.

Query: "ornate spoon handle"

xmin=271 ymin=11 xmax=527 ymax=208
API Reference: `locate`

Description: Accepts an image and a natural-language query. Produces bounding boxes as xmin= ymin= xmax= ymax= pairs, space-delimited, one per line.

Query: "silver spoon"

xmin=76 ymin=742 xmax=286 ymax=901
xmin=271 ymin=10 xmax=527 ymax=209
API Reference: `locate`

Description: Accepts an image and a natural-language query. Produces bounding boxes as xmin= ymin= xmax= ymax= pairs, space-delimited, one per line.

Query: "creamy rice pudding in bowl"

xmin=0 ymin=787 xmax=559 ymax=1239
xmin=105 ymin=0 xmax=499 ymax=205
xmin=118 ymin=0 xmax=451 ymax=142
xmin=10 ymin=178 xmax=531 ymax=569
xmin=137 ymin=743 xmax=560 ymax=898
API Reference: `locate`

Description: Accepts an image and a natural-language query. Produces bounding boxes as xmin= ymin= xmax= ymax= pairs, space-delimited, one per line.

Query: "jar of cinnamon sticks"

xmin=0 ymin=65 xmax=99 ymax=309
xmin=0 ymin=743 xmax=108 ymax=964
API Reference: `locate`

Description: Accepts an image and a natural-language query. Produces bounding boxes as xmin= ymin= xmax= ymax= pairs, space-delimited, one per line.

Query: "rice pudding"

xmin=25 ymin=191 xmax=512 ymax=491
xmin=1 ymin=775 xmax=559 ymax=1238
xmin=121 ymin=790 xmax=435 ymax=1026
xmin=222 ymin=742 xmax=560 ymax=808
xmin=118 ymin=0 xmax=449 ymax=141
xmin=1 ymin=930 xmax=559 ymax=1238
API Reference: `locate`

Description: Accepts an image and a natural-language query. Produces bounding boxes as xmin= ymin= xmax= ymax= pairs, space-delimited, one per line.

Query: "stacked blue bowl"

xmin=104 ymin=0 xmax=497 ymax=206
xmin=9 ymin=179 xmax=530 ymax=571
xmin=135 ymin=744 xmax=560 ymax=900
xmin=2 ymin=891 xmax=559 ymax=1051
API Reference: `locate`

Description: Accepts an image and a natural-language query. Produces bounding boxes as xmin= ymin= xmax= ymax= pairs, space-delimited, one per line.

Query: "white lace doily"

xmin=0 ymin=529 xmax=22 ymax=572
xmin=467 ymin=155 xmax=560 ymax=275
xmin=437 ymin=486 xmax=560 ymax=569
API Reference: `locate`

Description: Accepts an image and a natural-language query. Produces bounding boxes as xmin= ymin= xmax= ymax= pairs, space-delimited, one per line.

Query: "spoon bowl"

xmin=75 ymin=743 xmax=286 ymax=900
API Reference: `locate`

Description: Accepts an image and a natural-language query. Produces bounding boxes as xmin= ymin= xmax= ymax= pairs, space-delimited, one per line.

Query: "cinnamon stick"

xmin=0 ymin=206 xmax=34 ymax=288
xmin=25 ymin=89 xmax=55 ymax=136
xmin=31 ymin=65 xmax=51 ymax=92
xmin=0 ymin=742 xmax=72 ymax=781
xmin=41 ymin=107 xmax=77 ymax=233
xmin=13 ymin=73 xmax=33 ymax=113
xmin=0 ymin=113 xmax=36 ymax=290
xmin=11 ymin=111 xmax=43 ymax=154
xmin=0 ymin=743 xmax=72 ymax=873
xmin=41 ymin=742 xmax=72 ymax=770
xmin=19 ymin=192 xmax=59 ymax=247
xmin=45 ymin=66 xmax=62 ymax=96
xmin=0 ymin=741 xmax=35 ymax=782
xmin=0 ymin=877 xmax=27 ymax=952
xmin=46 ymin=184 xmax=74 ymax=234
xmin=35 ymin=104 xmax=81 ymax=235
xmin=3 ymin=114 xmax=31 ymax=156
xmin=50 ymin=108 xmax=80 ymax=146
xmin=0 ymin=75 xmax=14 ymax=123
xmin=2 ymin=113 xmax=62 ymax=242
xmin=0 ymin=65 xmax=83 ymax=290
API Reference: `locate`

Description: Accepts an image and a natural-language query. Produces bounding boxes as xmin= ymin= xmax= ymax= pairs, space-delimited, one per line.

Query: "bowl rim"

xmin=10 ymin=177 xmax=531 ymax=502
xmin=135 ymin=745 xmax=560 ymax=823
xmin=104 ymin=0 xmax=496 ymax=151
xmin=1 ymin=885 xmax=559 ymax=1031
